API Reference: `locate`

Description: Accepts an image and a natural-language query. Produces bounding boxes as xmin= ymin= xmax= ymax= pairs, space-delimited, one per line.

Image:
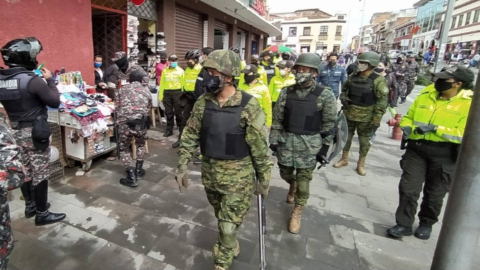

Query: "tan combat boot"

xmin=357 ymin=156 xmax=367 ymax=176
xmin=288 ymin=205 xmax=304 ymax=234
xmin=333 ymin=151 xmax=349 ymax=168
xmin=234 ymin=241 xmax=240 ymax=258
xmin=286 ymin=181 xmax=297 ymax=204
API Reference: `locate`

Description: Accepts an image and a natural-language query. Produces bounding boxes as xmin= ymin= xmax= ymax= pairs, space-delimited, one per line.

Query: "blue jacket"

xmin=316 ymin=64 xmax=347 ymax=97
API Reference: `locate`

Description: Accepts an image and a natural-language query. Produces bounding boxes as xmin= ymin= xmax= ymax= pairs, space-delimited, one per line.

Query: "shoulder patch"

xmin=251 ymin=110 xmax=266 ymax=131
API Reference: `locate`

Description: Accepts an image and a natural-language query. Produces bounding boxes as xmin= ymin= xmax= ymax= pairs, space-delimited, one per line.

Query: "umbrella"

xmin=263 ymin=44 xmax=292 ymax=53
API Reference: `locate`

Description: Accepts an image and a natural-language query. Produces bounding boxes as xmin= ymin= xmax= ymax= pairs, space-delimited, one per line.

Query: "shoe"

xmin=135 ymin=160 xmax=145 ymax=178
xmin=414 ymin=225 xmax=432 ymax=240
xmin=286 ymin=181 xmax=297 ymax=204
xmin=172 ymin=140 xmax=181 ymax=148
xmin=120 ymin=167 xmax=138 ymax=188
xmin=288 ymin=205 xmax=304 ymax=234
xmin=399 ymin=98 xmax=406 ymax=104
xmin=193 ymin=155 xmax=202 ymax=164
xmin=163 ymin=130 xmax=173 ymax=137
xmin=161 ymin=117 xmax=167 ymax=124
xmin=333 ymin=151 xmax=349 ymax=168
xmin=20 ymin=182 xmax=50 ymax=218
xmin=356 ymin=156 xmax=367 ymax=176
xmin=34 ymin=181 xmax=66 ymax=226
xmin=386 ymin=225 xmax=413 ymax=238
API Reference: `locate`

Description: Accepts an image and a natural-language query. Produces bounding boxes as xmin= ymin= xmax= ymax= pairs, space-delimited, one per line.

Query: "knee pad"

xmin=219 ymin=221 xmax=237 ymax=249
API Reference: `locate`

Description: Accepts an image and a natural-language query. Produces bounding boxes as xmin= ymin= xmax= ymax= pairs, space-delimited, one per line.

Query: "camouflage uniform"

xmin=340 ymin=71 xmax=388 ymax=157
xmin=406 ymin=60 xmax=420 ymax=96
xmin=391 ymin=61 xmax=409 ymax=99
xmin=177 ymin=89 xmax=272 ymax=269
xmin=0 ymin=115 xmax=26 ymax=269
xmin=115 ymin=82 xmax=152 ymax=167
xmin=270 ymin=84 xmax=337 ymax=206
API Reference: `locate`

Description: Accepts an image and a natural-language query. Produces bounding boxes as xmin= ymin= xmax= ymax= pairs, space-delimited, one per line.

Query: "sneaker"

xmin=161 ymin=117 xmax=167 ymax=124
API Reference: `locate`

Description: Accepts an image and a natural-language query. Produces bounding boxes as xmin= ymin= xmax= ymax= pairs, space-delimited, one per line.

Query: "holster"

xmin=127 ymin=115 xmax=151 ymax=130
xmin=400 ymin=138 xmax=408 ymax=150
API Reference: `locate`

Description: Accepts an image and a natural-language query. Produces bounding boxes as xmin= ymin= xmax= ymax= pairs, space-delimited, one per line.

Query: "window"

xmin=338 ymin=15 xmax=344 ymax=20
xmin=335 ymin=25 xmax=342 ymax=36
xmin=289 ymin=27 xmax=297 ymax=36
xmin=320 ymin=26 xmax=328 ymax=36
xmin=451 ymin=16 xmax=457 ymax=29
xmin=473 ymin=9 xmax=480 ymax=23
xmin=465 ymin=12 xmax=472 ymax=25
xmin=458 ymin=14 xmax=464 ymax=27
xmin=303 ymin=27 xmax=311 ymax=36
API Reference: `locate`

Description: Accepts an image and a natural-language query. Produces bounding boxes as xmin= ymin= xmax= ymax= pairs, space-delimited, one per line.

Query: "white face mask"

xmin=358 ymin=63 xmax=369 ymax=72
xmin=280 ymin=70 xmax=287 ymax=76
xmin=199 ymin=55 xmax=205 ymax=64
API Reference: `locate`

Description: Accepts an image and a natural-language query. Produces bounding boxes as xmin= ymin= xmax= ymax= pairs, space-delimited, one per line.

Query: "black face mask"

xmin=251 ymin=61 xmax=259 ymax=67
xmin=161 ymin=60 xmax=167 ymax=64
xmin=406 ymin=60 xmax=412 ymax=63
xmin=204 ymin=72 xmax=222 ymax=93
xmin=244 ymin=74 xmax=257 ymax=84
xmin=435 ymin=79 xmax=455 ymax=92
xmin=115 ymin=55 xmax=129 ymax=72
xmin=374 ymin=67 xmax=385 ymax=73
xmin=187 ymin=62 xmax=195 ymax=68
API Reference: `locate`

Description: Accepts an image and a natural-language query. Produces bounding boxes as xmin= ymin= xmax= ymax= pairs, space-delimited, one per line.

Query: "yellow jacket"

xmin=238 ymin=80 xmax=272 ymax=126
xmin=183 ymin=63 xmax=202 ymax=92
xmin=400 ymin=88 xmax=473 ymax=144
xmin=269 ymin=73 xmax=296 ymax=102
xmin=239 ymin=65 xmax=268 ymax=86
xmin=159 ymin=66 xmax=184 ymax=100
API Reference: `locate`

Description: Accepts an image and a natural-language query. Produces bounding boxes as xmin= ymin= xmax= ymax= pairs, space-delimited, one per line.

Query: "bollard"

xmin=386 ymin=113 xmax=402 ymax=140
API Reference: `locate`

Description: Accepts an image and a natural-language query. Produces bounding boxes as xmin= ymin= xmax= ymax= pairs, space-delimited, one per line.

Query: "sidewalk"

xmin=7 ymin=85 xmax=480 ymax=270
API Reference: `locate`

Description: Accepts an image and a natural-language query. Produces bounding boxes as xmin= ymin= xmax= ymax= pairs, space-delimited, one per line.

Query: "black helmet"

xmin=229 ymin=47 xmax=240 ymax=54
xmin=282 ymin=52 xmax=291 ymax=60
xmin=185 ymin=49 xmax=201 ymax=60
xmin=1 ymin=37 xmax=43 ymax=70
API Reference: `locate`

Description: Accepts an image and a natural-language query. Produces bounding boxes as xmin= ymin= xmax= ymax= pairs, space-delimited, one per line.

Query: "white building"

xmin=446 ymin=0 xmax=480 ymax=55
xmin=359 ymin=25 xmax=374 ymax=49
xmin=268 ymin=9 xmax=347 ymax=53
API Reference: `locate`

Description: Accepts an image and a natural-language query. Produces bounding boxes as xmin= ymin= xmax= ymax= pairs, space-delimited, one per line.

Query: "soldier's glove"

xmin=316 ymin=144 xmax=330 ymax=165
xmin=255 ymin=183 xmax=270 ymax=196
xmin=269 ymin=144 xmax=278 ymax=152
xmin=175 ymin=165 xmax=188 ymax=193
xmin=401 ymin=126 xmax=412 ymax=140
xmin=414 ymin=125 xmax=437 ymax=135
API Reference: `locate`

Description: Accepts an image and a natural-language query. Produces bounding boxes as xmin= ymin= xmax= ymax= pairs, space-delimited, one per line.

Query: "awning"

xmin=200 ymin=0 xmax=282 ymax=36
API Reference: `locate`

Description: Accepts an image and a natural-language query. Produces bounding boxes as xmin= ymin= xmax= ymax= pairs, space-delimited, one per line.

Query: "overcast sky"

xmin=268 ymin=0 xmax=418 ymax=46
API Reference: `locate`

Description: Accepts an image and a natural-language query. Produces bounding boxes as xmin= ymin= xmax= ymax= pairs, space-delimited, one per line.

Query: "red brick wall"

xmin=0 ymin=0 xmax=95 ymax=84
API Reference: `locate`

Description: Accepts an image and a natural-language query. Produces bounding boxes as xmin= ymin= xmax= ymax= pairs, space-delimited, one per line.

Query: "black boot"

xmin=135 ymin=160 xmax=145 ymax=178
xmin=386 ymin=225 xmax=413 ymax=238
xmin=120 ymin=167 xmax=138 ymax=188
xmin=172 ymin=139 xmax=181 ymax=148
xmin=20 ymin=182 xmax=36 ymax=218
xmin=34 ymin=181 xmax=66 ymax=226
xmin=163 ymin=130 xmax=173 ymax=137
xmin=414 ymin=225 xmax=432 ymax=240
xmin=399 ymin=97 xmax=406 ymax=104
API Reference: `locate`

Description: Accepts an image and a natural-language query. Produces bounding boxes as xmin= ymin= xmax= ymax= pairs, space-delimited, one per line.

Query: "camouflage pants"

xmin=278 ymin=163 xmax=315 ymax=206
xmin=406 ymin=81 xmax=415 ymax=97
xmin=0 ymin=192 xmax=13 ymax=270
xmin=12 ymin=127 xmax=50 ymax=186
xmin=398 ymin=81 xmax=408 ymax=98
xmin=118 ymin=124 xmax=147 ymax=168
xmin=343 ymin=120 xmax=373 ymax=158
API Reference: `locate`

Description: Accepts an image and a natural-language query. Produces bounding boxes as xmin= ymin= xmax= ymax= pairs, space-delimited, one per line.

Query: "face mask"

xmin=94 ymin=62 xmax=102 ymax=68
xmin=187 ymin=62 xmax=195 ymax=68
xmin=397 ymin=59 xmax=403 ymax=64
xmin=161 ymin=59 xmax=167 ymax=64
xmin=374 ymin=67 xmax=384 ymax=73
xmin=295 ymin=72 xmax=313 ymax=86
xmin=244 ymin=74 xmax=257 ymax=84
xmin=204 ymin=72 xmax=227 ymax=94
xmin=280 ymin=70 xmax=287 ymax=76
xmin=329 ymin=60 xmax=337 ymax=66
xmin=170 ymin=62 xmax=178 ymax=68
xmin=434 ymin=79 xmax=454 ymax=92
xmin=358 ymin=63 xmax=369 ymax=72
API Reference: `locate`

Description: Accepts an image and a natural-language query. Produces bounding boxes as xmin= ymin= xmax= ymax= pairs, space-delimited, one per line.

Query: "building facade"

xmin=359 ymin=25 xmax=374 ymax=51
xmin=411 ymin=0 xmax=445 ymax=54
xmin=392 ymin=19 xmax=416 ymax=50
xmin=446 ymin=0 xmax=480 ymax=55
xmin=268 ymin=9 xmax=347 ymax=54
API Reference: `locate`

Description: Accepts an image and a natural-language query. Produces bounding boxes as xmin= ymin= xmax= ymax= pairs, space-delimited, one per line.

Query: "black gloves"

xmin=316 ymin=144 xmax=330 ymax=165
xmin=414 ymin=125 xmax=437 ymax=135
xmin=401 ymin=126 xmax=412 ymax=140
xmin=269 ymin=144 xmax=278 ymax=152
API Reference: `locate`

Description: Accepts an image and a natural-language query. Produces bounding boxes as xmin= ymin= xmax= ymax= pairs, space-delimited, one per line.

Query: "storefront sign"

xmin=250 ymin=0 xmax=266 ymax=16
xmin=129 ymin=0 xmax=145 ymax=6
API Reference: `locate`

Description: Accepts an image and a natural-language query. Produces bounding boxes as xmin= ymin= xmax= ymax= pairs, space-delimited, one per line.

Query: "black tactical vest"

xmin=0 ymin=69 xmax=45 ymax=122
xmin=262 ymin=63 xmax=276 ymax=84
xmin=200 ymin=92 xmax=253 ymax=160
xmin=284 ymin=86 xmax=324 ymax=135
xmin=348 ymin=72 xmax=379 ymax=107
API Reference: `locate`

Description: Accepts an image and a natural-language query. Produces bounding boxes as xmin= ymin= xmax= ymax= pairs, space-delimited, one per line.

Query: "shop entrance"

xmin=235 ymin=31 xmax=247 ymax=60
xmin=214 ymin=20 xmax=229 ymax=50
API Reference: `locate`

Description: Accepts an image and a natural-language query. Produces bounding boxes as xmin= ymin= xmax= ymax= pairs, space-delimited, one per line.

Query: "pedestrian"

xmin=173 ymin=49 xmax=203 ymax=149
xmin=106 ymin=51 xmax=149 ymax=98
xmin=260 ymin=50 xmax=276 ymax=84
xmin=423 ymin=51 xmax=432 ymax=65
xmin=346 ymin=53 xmax=360 ymax=76
xmin=387 ymin=65 xmax=475 ymax=240
xmin=159 ymin=54 xmax=184 ymax=138
xmin=155 ymin=52 xmax=169 ymax=86
xmin=0 ymin=112 xmax=26 ymax=270
xmin=238 ymin=64 xmax=272 ymax=128
xmin=334 ymin=52 xmax=388 ymax=176
xmin=249 ymin=54 xmax=268 ymax=85
xmin=317 ymin=53 xmax=348 ymax=99
xmin=94 ymin=55 xmax=107 ymax=94
xmin=391 ymin=55 xmax=409 ymax=104
xmin=175 ymin=50 xmax=273 ymax=270
xmin=116 ymin=71 xmax=152 ymax=187
xmin=444 ymin=51 xmax=452 ymax=64
xmin=269 ymin=60 xmax=296 ymax=108
xmin=406 ymin=54 xmax=420 ymax=98
xmin=469 ymin=52 xmax=480 ymax=68
xmin=0 ymin=37 xmax=66 ymax=226
xmin=269 ymin=53 xmax=337 ymax=234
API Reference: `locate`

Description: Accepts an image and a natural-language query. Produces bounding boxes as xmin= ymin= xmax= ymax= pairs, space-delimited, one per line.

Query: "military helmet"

xmin=185 ymin=49 xmax=201 ymax=60
xmin=357 ymin=51 xmax=380 ymax=66
xmin=293 ymin=53 xmax=322 ymax=73
xmin=1 ymin=37 xmax=43 ymax=70
xmin=203 ymin=50 xmax=241 ymax=77
xmin=251 ymin=54 xmax=260 ymax=61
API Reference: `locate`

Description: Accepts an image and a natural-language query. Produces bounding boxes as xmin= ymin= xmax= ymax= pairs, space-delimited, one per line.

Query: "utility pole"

xmin=359 ymin=0 xmax=367 ymax=51
xmin=430 ymin=70 xmax=480 ymax=269
xmin=434 ymin=0 xmax=455 ymax=73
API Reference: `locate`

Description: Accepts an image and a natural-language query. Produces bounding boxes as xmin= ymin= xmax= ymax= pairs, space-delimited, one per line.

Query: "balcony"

xmin=318 ymin=35 xmax=328 ymax=40
xmin=335 ymin=35 xmax=342 ymax=41
xmin=299 ymin=35 xmax=314 ymax=41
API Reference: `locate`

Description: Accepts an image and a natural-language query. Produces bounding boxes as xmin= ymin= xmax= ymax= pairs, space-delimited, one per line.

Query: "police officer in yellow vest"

xmin=159 ymin=54 xmax=184 ymax=138
xmin=387 ymin=65 xmax=475 ymax=240
xmin=260 ymin=50 xmax=277 ymax=84
xmin=172 ymin=49 xmax=203 ymax=148
xmin=229 ymin=47 xmax=246 ymax=85
xmin=238 ymin=64 xmax=272 ymax=127
xmin=269 ymin=60 xmax=296 ymax=108
xmin=240 ymin=54 xmax=268 ymax=86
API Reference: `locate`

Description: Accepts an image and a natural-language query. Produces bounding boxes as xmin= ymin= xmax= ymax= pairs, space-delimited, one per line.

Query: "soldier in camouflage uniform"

xmin=116 ymin=71 xmax=152 ymax=188
xmin=334 ymin=52 xmax=388 ymax=176
xmin=269 ymin=53 xmax=337 ymax=234
xmin=390 ymin=54 xmax=409 ymax=104
xmin=175 ymin=50 xmax=272 ymax=270
xmin=406 ymin=55 xmax=420 ymax=97
xmin=0 ymin=112 xmax=26 ymax=270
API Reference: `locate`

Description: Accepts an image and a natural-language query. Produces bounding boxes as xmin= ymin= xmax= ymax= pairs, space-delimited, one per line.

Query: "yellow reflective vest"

xmin=183 ymin=63 xmax=202 ymax=92
xmin=400 ymin=88 xmax=473 ymax=144
xmin=238 ymin=80 xmax=272 ymax=127
xmin=269 ymin=73 xmax=296 ymax=102
xmin=159 ymin=66 xmax=184 ymax=100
